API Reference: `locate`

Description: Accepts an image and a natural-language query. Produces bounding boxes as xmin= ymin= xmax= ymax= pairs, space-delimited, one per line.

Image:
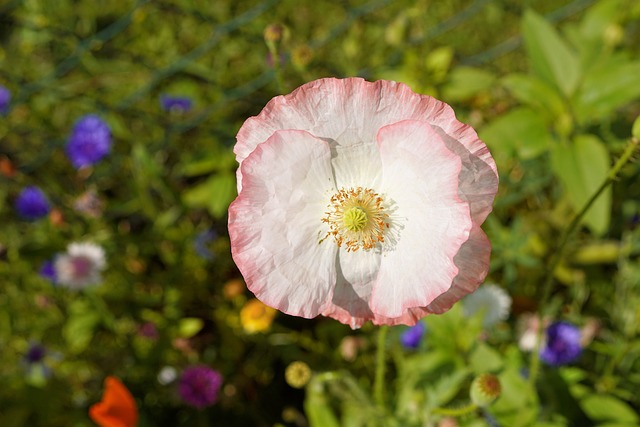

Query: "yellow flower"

xmin=285 ymin=361 xmax=311 ymax=389
xmin=240 ymin=299 xmax=276 ymax=334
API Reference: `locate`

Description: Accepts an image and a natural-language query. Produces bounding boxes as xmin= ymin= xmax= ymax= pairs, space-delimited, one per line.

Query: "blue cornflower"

xmin=65 ymin=114 xmax=111 ymax=168
xmin=540 ymin=321 xmax=582 ymax=366
xmin=39 ymin=259 xmax=58 ymax=283
xmin=160 ymin=94 xmax=193 ymax=113
xmin=0 ymin=85 xmax=10 ymax=114
xmin=193 ymin=229 xmax=217 ymax=260
xmin=25 ymin=343 xmax=47 ymax=364
xmin=15 ymin=186 xmax=51 ymax=220
xmin=23 ymin=342 xmax=58 ymax=382
xmin=400 ymin=321 xmax=426 ymax=349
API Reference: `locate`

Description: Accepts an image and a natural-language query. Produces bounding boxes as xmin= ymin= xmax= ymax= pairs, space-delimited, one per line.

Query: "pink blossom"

xmin=229 ymin=78 xmax=498 ymax=329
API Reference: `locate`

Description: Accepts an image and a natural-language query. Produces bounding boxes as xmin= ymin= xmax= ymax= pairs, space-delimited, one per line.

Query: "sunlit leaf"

xmin=182 ymin=173 xmax=236 ymax=218
xmin=550 ymin=135 xmax=611 ymax=235
xmin=580 ymin=394 xmax=640 ymax=423
xmin=574 ymin=58 xmax=640 ymax=124
xmin=522 ymin=9 xmax=581 ymax=96
xmin=442 ymin=66 xmax=496 ymax=101
xmin=305 ymin=380 xmax=341 ymax=427
xmin=502 ymin=73 xmax=566 ymax=119
xmin=480 ymin=107 xmax=552 ymax=160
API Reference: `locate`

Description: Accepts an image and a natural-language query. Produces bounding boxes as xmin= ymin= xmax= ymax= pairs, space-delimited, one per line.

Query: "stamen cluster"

xmin=322 ymin=187 xmax=389 ymax=252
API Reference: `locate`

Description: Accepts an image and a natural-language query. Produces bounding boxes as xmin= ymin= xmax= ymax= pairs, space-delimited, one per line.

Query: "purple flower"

xmin=0 ymin=85 xmax=10 ymax=114
xmin=66 ymin=114 xmax=111 ymax=168
xmin=540 ymin=321 xmax=582 ymax=366
xmin=138 ymin=322 xmax=159 ymax=340
xmin=178 ymin=365 xmax=223 ymax=409
xmin=400 ymin=321 xmax=426 ymax=349
xmin=39 ymin=260 xmax=58 ymax=283
xmin=160 ymin=95 xmax=193 ymax=112
xmin=25 ymin=343 xmax=47 ymax=364
xmin=15 ymin=186 xmax=51 ymax=220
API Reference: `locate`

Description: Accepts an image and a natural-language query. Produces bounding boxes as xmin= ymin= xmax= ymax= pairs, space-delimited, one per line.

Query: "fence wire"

xmin=1 ymin=0 xmax=596 ymax=146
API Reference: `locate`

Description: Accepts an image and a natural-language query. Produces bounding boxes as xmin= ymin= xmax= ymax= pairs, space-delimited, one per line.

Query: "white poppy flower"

xmin=229 ymin=78 xmax=498 ymax=329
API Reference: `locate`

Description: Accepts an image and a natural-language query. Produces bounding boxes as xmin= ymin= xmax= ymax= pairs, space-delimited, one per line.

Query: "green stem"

xmin=529 ymin=136 xmax=639 ymax=387
xmin=374 ymin=325 xmax=389 ymax=410
xmin=266 ymin=43 xmax=285 ymax=94
xmin=432 ymin=403 xmax=478 ymax=417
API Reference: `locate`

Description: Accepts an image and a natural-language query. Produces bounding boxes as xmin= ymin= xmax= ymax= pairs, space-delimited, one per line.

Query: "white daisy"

xmin=54 ymin=242 xmax=106 ymax=289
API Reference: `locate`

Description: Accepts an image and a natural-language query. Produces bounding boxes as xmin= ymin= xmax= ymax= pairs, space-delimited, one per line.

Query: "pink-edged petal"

xmin=228 ymin=130 xmax=338 ymax=318
xmin=426 ymin=223 xmax=492 ymax=314
xmin=432 ymin=128 xmax=498 ymax=224
xmin=370 ymin=120 xmax=472 ymax=318
xmin=235 ymin=78 xmax=498 ymax=221
xmin=321 ymin=248 xmax=380 ymax=329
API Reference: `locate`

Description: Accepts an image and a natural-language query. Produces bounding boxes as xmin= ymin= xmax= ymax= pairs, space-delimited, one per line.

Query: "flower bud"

xmin=264 ymin=24 xmax=284 ymax=44
xmin=470 ymin=374 xmax=501 ymax=407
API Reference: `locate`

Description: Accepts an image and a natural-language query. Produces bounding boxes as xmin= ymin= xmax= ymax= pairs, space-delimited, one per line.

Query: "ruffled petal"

xmin=228 ymin=130 xmax=338 ymax=318
xmin=236 ymin=79 xmax=498 ymax=223
xmin=426 ymin=223 xmax=492 ymax=314
xmin=370 ymin=120 xmax=472 ymax=318
xmin=321 ymin=248 xmax=380 ymax=329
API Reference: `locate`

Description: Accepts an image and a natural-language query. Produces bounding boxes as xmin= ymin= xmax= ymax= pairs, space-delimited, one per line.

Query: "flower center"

xmin=322 ymin=187 xmax=389 ymax=252
xmin=71 ymin=256 xmax=92 ymax=279
xmin=343 ymin=207 xmax=368 ymax=232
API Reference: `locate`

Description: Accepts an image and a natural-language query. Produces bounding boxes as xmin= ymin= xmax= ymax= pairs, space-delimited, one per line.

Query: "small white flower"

xmin=462 ymin=284 xmax=511 ymax=328
xmin=54 ymin=242 xmax=106 ymax=289
xmin=157 ymin=366 xmax=178 ymax=385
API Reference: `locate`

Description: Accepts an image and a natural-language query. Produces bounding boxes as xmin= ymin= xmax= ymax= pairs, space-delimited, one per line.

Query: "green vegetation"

xmin=1 ymin=0 xmax=639 ymax=425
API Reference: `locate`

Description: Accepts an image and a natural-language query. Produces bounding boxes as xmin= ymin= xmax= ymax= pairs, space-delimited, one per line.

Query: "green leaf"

xmin=479 ymin=107 xmax=552 ymax=160
xmin=441 ymin=66 xmax=496 ymax=101
xmin=425 ymin=369 xmax=469 ymax=409
xmin=181 ymin=148 xmax=237 ymax=176
xmin=522 ymin=9 xmax=581 ymax=96
xmin=550 ymin=135 xmax=611 ymax=235
xmin=502 ymin=73 xmax=566 ymax=118
xmin=305 ymin=379 xmax=341 ymax=427
xmin=580 ymin=394 xmax=639 ymax=423
xmin=425 ymin=46 xmax=454 ymax=81
xmin=579 ymin=0 xmax=622 ymax=41
xmin=182 ymin=172 xmax=237 ymax=218
xmin=633 ymin=115 xmax=640 ymax=140
xmin=469 ymin=342 xmax=504 ymax=374
xmin=574 ymin=59 xmax=640 ymax=124
xmin=492 ymin=367 xmax=538 ymax=427
xmin=63 ymin=301 xmax=101 ymax=353
xmin=178 ymin=317 xmax=204 ymax=338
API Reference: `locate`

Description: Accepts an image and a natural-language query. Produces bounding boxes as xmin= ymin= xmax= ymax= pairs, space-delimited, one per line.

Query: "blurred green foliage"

xmin=1 ymin=0 xmax=640 ymax=426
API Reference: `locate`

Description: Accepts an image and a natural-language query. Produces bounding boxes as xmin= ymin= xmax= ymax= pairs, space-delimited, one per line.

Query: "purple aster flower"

xmin=39 ymin=260 xmax=58 ymax=283
xmin=178 ymin=365 xmax=223 ymax=409
xmin=160 ymin=94 xmax=193 ymax=112
xmin=15 ymin=186 xmax=51 ymax=220
xmin=65 ymin=114 xmax=111 ymax=168
xmin=540 ymin=321 xmax=582 ymax=366
xmin=0 ymin=85 xmax=10 ymax=114
xmin=400 ymin=321 xmax=426 ymax=349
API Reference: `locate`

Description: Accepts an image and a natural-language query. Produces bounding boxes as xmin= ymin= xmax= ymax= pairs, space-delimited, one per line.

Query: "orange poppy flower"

xmin=89 ymin=376 xmax=138 ymax=427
